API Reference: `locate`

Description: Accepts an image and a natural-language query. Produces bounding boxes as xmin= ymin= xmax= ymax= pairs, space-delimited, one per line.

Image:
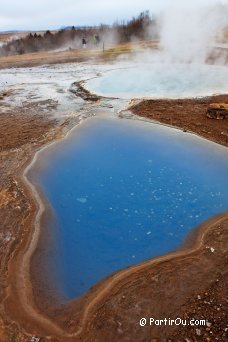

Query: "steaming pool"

xmin=85 ymin=63 xmax=228 ymax=98
xmin=32 ymin=116 xmax=228 ymax=300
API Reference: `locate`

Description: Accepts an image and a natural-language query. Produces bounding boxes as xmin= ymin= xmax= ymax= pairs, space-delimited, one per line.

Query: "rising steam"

xmin=159 ymin=2 xmax=228 ymax=63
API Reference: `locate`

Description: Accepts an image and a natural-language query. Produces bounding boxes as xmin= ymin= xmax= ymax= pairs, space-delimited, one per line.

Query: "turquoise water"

xmin=34 ymin=117 xmax=228 ymax=300
xmin=85 ymin=64 xmax=228 ymax=99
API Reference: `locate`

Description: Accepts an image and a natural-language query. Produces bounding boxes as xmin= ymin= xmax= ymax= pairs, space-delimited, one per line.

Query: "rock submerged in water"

xmin=76 ymin=197 xmax=87 ymax=204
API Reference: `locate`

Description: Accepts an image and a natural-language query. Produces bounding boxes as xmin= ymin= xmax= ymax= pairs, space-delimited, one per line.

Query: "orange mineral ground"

xmin=0 ymin=49 xmax=227 ymax=341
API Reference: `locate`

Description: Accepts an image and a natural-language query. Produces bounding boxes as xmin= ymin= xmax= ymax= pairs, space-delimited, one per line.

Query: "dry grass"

xmin=209 ymin=103 xmax=228 ymax=109
xmin=0 ymin=40 xmax=158 ymax=69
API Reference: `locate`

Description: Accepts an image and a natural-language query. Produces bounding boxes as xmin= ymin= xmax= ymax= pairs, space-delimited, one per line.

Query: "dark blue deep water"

xmin=34 ymin=117 xmax=228 ymax=300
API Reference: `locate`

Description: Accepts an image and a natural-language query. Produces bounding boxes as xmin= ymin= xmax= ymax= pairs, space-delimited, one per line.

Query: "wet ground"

xmin=0 ymin=59 xmax=227 ymax=341
xmin=129 ymin=95 xmax=228 ymax=146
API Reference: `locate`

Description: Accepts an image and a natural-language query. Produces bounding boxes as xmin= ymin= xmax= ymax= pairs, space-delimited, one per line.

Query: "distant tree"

xmin=44 ymin=30 xmax=52 ymax=36
xmin=0 ymin=10 xmax=159 ymax=56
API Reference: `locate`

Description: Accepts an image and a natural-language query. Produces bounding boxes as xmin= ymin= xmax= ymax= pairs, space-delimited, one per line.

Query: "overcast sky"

xmin=0 ymin=0 xmax=227 ymax=31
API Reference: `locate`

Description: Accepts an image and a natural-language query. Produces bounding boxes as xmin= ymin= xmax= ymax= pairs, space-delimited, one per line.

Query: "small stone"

xmin=197 ymin=295 xmax=201 ymax=300
xmin=206 ymin=322 xmax=212 ymax=327
xmin=31 ymin=338 xmax=40 ymax=342
xmin=196 ymin=329 xmax=201 ymax=336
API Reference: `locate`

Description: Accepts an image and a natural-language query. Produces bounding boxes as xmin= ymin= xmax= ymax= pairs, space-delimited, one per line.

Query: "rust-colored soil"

xmin=0 ymin=77 xmax=227 ymax=341
xmin=0 ymin=97 xmax=75 ymax=340
xmin=79 ymin=214 xmax=228 ymax=341
xmin=130 ymin=94 xmax=228 ymax=146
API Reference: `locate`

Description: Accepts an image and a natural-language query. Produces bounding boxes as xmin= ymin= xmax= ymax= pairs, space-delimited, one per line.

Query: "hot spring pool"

xmin=85 ymin=63 xmax=228 ymax=98
xmin=32 ymin=117 xmax=228 ymax=300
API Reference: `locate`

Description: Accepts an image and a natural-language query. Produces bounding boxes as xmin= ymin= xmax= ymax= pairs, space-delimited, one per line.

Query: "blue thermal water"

xmin=34 ymin=117 xmax=228 ymax=300
xmin=85 ymin=64 xmax=228 ymax=98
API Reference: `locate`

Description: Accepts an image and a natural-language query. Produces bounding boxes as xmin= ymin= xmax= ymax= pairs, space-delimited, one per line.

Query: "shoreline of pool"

xmin=6 ymin=102 xmax=226 ymax=339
